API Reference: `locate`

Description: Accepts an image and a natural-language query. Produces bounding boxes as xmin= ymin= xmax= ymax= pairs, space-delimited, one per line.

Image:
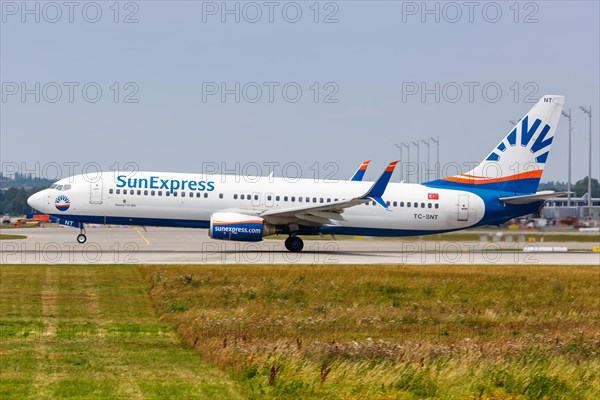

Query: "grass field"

xmin=0 ymin=234 xmax=27 ymax=240
xmin=140 ymin=264 xmax=600 ymax=400
xmin=0 ymin=265 xmax=243 ymax=399
xmin=1 ymin=264 xmax=598 ymax=399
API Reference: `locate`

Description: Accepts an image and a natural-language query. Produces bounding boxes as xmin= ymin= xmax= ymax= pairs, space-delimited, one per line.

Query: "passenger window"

xmin=123 ymin=189 xmax=128 ymax=195
xmin=306 ymin=197 xmax=310 ymax=202
xmin=407 ymin=202 xmax=411 ymax=207
xmin=219 ymin=193 xmax=223 ymax=199
xmin=267 ymin=195 xmax=271 ymax=201
xmin=204 ymin=193 xmax=208 ymax=198
xmin=234 ymin=194 xmax=238 ymax=200
xmin=313 ymin=198 xmax=317 ymax=203
xmin=109 ymin=188 xmax=114 ymax=194
xmin=276 ymin=196 xmax=280 ymax=201
xmin=196 ymin=193 xmax=201 ymax=198
xmin=116 ymin=189 xmax=120 ymax=194
xmin=189 ymin=192 xmax=193 ymax=197
xmin=372 ymin=201 xmax=376 ymax=206
xmin=181 ymin=192 xmax=185 ymax=197
xmin=298 ymin=197 xmax=302 ymax=202
xmin=284 ymin=196 xmax=288 ymax=201
xmin=173 ymin=192 xmax=178 ymax=197
xmin=137 ymin=190 xmax=142 ymax=195
xmin=158 ymin=191 xmax=162 ymax=196
xmin=327 ymin=198 xmax=331 ymax=203
xmin=414 ymin=202 xmax=418 ymax=208
xmin=400 ymin=202 xmax=404 ymax=207
xmin=166 ymin=191 xmax=170 ymax=197
xmin=421 ymin=203 xmax=425 ymax=208
xmin=386 ymin=201 xmax=391 ymax=206
xmin=393 ymin=201 xmax=397 ymax=207
xmin=291 ymin=196 xmax=295 ymax=202
xmin=334 ymin=198 xmax=338 ymax=202
xmin=247 ymin=194 xmax=250 ymax=199
xmin=144 ymin=190 xmax=148 ymax=195
xmin=241 ymin=194 xmax=245 ymax=200
xmin=151 ymin=190 xmax=155 ymax=196
xmin=435 ymin=203 xmax=439 ymax=209
xmin=254 ymin=195 xmax=258 ymax=200
xmin=428 ymin=203 xmax=432 ymax=208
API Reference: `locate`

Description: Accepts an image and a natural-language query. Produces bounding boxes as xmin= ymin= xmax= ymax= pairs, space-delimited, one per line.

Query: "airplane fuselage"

xmin=28 ymin=171 xmax=539 ymax=237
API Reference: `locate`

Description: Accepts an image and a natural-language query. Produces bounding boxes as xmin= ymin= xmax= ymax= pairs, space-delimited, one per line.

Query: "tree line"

xmin=0 ymin=187 xmax=45 ymax=216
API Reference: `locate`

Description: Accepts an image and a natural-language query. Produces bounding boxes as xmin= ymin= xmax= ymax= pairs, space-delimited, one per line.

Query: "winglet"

xmin=362 ymin=161 xmax=399 ymax=209
xmin=350 ymin=160 xmax=371 ymax=181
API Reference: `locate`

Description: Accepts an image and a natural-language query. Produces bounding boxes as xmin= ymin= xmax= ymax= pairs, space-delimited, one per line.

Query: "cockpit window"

xmin=62 ymin=184 xmax=71 ymax=191
xmin=55 ymin=185 xmax=64 ymax=191
xmin=49 ymin=184 xmax=58 ymax=189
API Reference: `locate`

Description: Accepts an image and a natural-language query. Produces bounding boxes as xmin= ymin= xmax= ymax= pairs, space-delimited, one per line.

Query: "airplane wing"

xmin=499 ymin=191 xmax=570 ymax=205
xmin=349 ymin=160 xmax=371 ymax=181
xmin=260 ymin=161 xmax=398 ymax=224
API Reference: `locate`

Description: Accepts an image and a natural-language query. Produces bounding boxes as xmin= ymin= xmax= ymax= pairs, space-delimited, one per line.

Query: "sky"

xmin=1 ymin=0 xmax=599 ymax=184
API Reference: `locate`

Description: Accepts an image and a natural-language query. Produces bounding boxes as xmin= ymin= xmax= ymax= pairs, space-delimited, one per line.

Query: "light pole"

xmin=579 ymin=106 xmax=593 ymax=218
xmin=431 ymin=136 xmax=439 ymax=179
xmin=561 ymin=109 xmax=573 ymax=206
xmin=394 ymin=144 xmax=403 ymax=182
xmin=401 ymin=142 xmax=410 ymax=183
xmin=411 ymin=140 xmax=420 ymax=183
xmin=422 ymin=139 xmax=430 ymax=181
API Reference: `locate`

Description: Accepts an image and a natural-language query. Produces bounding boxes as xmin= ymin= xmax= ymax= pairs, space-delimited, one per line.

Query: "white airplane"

xmin=28 ymin=95 xmax=568 ymax=252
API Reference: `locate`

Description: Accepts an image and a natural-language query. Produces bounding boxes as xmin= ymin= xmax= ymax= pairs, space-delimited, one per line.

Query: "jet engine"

xmin=209 ymin=212 xmax=276 ymax=242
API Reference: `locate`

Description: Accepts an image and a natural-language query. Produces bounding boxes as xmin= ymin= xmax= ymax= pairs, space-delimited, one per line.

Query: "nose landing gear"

xmin=284 ymin=236 xmax=303 ymax=252
xmin=76 ymin=224 xmax=86 ymax=244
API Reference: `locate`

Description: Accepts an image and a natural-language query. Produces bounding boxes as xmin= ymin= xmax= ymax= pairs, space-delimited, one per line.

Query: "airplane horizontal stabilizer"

xmin=499 ymin=191 xmax=570 ymax=205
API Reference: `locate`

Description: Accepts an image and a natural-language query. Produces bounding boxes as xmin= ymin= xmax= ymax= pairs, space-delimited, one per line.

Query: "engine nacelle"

xmin=209 ymin=212 xmax=275 ymax=242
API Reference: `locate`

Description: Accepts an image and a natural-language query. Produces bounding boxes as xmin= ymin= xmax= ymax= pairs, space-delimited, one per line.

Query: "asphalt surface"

xmin=1 ymin=226 xmax=598 ymax=265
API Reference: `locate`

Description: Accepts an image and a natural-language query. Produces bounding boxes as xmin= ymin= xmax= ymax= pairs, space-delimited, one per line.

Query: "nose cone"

xmin=27 ymin=190 xmax=45 ymax=212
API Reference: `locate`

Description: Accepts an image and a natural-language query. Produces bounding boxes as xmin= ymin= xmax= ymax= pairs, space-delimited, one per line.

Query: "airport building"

xmin=542 ymin=196 xmax=600 ymax=221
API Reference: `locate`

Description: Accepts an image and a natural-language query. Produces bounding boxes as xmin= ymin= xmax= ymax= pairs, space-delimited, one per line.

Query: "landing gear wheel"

xmin=77 ymin=234 xmax=87 ymax=244
xmin=284 ymin=236 xmax=304 ymax=252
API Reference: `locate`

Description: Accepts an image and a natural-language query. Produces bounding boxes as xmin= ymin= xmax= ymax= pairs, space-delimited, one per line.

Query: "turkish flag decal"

xmin=428 ymin=193 xmax=439 ymax=200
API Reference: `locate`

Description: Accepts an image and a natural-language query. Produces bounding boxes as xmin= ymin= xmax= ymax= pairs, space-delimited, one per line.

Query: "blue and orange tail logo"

xmin=55 ymin=195 xmax=70 ymax=211
xmin=485 ymin=116 xmax=553 ymax=164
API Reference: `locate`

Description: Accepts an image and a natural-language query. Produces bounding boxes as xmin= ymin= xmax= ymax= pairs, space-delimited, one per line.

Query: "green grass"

xmin=0 ymin=265 xmax=243 ymax=400
xmin=140 ymin=264 xmax=600 ymax=400
xmin=3 ymin=264 xmax=598 ymax=399
xmin=0 ymin=234 xmax=27 ymax=240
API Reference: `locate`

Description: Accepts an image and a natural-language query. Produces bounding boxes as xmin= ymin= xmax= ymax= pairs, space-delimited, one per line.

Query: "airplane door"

xmin=265 ymin=192 xmax=274 ymax=208
xmin=90 ymin=178 xmax=103 ymax=204
xmin=251 ymin=192 xmax=261 ymax=207
xmin=457 ymin=194 xmax=469 ymax=221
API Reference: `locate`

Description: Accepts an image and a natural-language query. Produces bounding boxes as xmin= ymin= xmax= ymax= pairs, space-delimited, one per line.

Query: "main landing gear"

xmin=76 ymin=224 xmax=86 ymax=244
xmin=284 ymin=236 xmax=303 ymax=252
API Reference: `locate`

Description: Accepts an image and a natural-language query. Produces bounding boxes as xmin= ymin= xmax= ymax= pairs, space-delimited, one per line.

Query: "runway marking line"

xmin=133 ymin=227 xmax=150 ymax=245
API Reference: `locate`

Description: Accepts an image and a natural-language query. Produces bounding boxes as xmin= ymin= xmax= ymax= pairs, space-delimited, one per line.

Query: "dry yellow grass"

xmin=140 ymin=264 xmax=600 ymax=399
